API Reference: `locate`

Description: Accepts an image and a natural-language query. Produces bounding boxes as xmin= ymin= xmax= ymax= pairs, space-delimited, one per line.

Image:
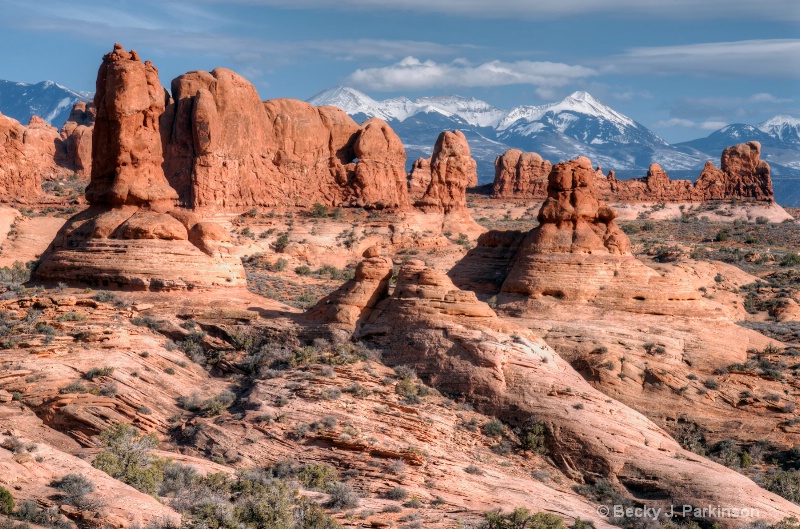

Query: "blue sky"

xmin=0 ymin=0 xmax=798 ymax=142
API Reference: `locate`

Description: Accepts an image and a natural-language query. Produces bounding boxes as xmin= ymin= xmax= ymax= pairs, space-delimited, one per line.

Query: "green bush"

xmin=92 ymin=423 xmax=164 ymax=495
xmin=0 ymin=485 xmax=13 ymax=514
xmin=299 ymin=464 xmax=338 ymax=491
xmin=483 ymin=508 xmax=565 ymax=529
xmin=482 ymin=419 xmax=505 ymax=437
xmin=84 ymin=366 xmax=114 ymax=380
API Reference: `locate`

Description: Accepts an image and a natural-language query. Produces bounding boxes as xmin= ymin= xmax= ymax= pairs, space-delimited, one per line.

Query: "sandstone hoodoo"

xmin=59 ymin=101 xmax=95 ymax=177
xmin=491 ymin=141 xmax=776 ymax=204
xmin=491 ymin=148 xmax=552 ymax=199
xmin=162 ymin=68 xmax=408 ymax=210
xmin=35 ymin=44 xmax=245 ymax=290
xmin=407 ymin=157 xmax=431 ymax=200
xmin=415 ymin=130 xmax=478 ymax=214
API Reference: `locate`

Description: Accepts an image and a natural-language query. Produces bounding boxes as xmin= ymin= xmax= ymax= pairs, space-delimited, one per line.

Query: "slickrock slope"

xmin=0 ymin=114 xmax=69 ymax=203
xmin=162 ymin=68 xmax=408 ymax=210
xmin=492 ymin=141 xmax=777 ymax=204
xmin=492 ymin=149 xmax=552 ymax=199
xmin=308 ymin=258 xmax=800 ymax=527
xmin=34 ymin=44 xmax=245 ymax=290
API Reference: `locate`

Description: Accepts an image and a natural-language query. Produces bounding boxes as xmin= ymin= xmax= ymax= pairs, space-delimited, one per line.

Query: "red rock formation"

xmin=492 ymin=149 xmax=551 ymax=198
xmin=59 ymin=102 xmax=95 ymax=177
xmin=491 ymin=142 xmax=775 ymax=203
xmin=414 ymin=130 xmax=477 ymax=213
xmin=87 ymin=44 xmax=177 ymax=211
xmin=162 ymin=68 xmax=408 ymax=210
xmin=305 ymin=246 xmax=393 ymax=333
xmin=35 ymin=44 xmax=245 ymax=290
xmin=407 ymin=157 xmax=431 ymax=200
xmin=0 ymin=114 xmax=65 ymax=202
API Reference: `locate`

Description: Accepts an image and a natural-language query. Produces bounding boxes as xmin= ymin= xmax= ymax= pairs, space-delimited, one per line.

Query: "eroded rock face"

xmin=415 ymin=130 xmax=477 ymax=213
xmin=87 ymin=44 xmax=177 ymax=211
xmin=407 ymin=158 xmax=432 ymax=200
xmin=59 ymin=102 xmax=95 ymax=177
xmin=492 ymin=149 xmax=552 ymax=198
xmin=304 ymin=246 xmax=393 ymax=333
xmin=35 ymin=45 xmax=246 ymax=290
xmin=492 ymin=142 xmax=774 ymax=203
xmin=0 ymin=114 xmax=66 ymax=203
xmin=162 ymin=68 xmax=408 ymax=210
xmin=531 ymin=156 xmax=630 ymax=255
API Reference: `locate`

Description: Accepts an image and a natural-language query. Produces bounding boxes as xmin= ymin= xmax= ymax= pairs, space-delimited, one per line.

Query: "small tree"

xmin=92 ymin=423 xmax=164 ymax=494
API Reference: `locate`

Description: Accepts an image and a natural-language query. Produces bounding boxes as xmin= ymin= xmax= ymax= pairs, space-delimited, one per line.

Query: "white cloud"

xmin=653 ymin=118 xmax=728 ymax=131
xmin=654 ymin=118 xmax=697 ymax=128
xmin=345 ymin=56 xmax=597 ymax=91
xmin=608 ymin=39 xmax=800 ymax=78
xmin=202 ymin=0 xmax=800 ymax=21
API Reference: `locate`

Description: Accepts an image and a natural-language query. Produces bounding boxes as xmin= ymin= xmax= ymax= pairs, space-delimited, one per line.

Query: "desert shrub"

xmin=59 ymin=380 xmax=88 ymax=394
xmin=387 ymin=459 xmax=407 ymax=475
xmin=273 ymin=233 xmax=290 ymax=253
xmin=92 ymin=423 xmax=164 ymax=495
xmin=518 ymin=419 xmax=548 ymax=454
xmin=272 ymin=258 xmax=289 ymax=272
xmin=94 ymin=290 xmax=118 ymax=303
xmin=465 ymin=465 xmax=483 ymax=475
xmin=703 ymin=377 xmax=720 ymax=390
xmin=0 ymin=485 xmax=13 ymax=514
xmin=294 ymin=496 xmax=342 ymax=528
xmin=324 ymin=482 xmax=359 ymax=510
xmin=299 ymin=464 xmax=338 ymax=491
xmin=483 ymin=508 xmax=565 ymax=529
xmin=385 ymin=486 xmax=408 ymax=501
xmin=310 ymin=203 xmax=329 ymax=218
xmin=131 ymin=316 xmax=161 ymax=330
xmin=58 ymin=311 xmax=85 ymax=322
xmin=482 ymin=419 xmax=505 ymax=437
xmin=84 ymin=366 xmax=114 ymax=380
xmin=233 ymin=478 xmax=295 ymax=528
xmin=294 ymin=265 xmax=312 ymax=276
xmin=50 ymin=473 xmax=95 ymax=507
xmin=762 ymin=469 xmax=800 ymax=504
xmin=781 ymin=253 xmax=800 ymax=267
xmin=158 ymin=462 xmax=198 ymax=497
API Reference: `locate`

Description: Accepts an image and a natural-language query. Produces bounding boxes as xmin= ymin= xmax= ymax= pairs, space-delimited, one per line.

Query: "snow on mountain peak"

xmin=756 ymin=114 xmax=800 ymax=143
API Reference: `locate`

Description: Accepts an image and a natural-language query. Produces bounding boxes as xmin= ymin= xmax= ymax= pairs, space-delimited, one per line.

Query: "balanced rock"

xmin=35 ymin=44 xmax=246 ymax=290
xmin=695 ymin=141 xmax=772 ymax=201
xmin=492 ymin=149 xmax=552 ymax=198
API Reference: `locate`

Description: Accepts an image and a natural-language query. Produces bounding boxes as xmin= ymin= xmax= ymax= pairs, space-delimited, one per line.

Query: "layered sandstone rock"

xmin=415 ymin=130 xmax=477 ymax=213
xmin=162 ymin=68 xmax=408 ymax=210
xmin=0 ymin=114 xmax=67 ymax=202
xmin=492 ymin=142 xmax=775 ymax=203
xmin=331 ymin=260 xmax=800 ymax=526
xmin=492 ymin=149 xmax=552 ymax=198
xmin=304 ymin=246 xmax=393 ymax=333
xmin=59 ymin=102 xmax=95 ymax=177
xmin=35 ymin=44 xmax=245 ymax=290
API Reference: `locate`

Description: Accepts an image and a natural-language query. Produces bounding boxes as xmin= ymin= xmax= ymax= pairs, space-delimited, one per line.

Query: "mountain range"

xmin=0 ymin=79 xmax=90 ymax=128
xmin=1 ymin=78 xmax=799 ymax=205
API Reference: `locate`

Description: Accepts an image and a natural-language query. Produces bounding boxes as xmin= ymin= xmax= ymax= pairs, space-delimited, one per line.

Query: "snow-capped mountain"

xmin=757 ymin=115 xmax=800 ymax=144
xmin=311 ymin=87 xmax=705 ymax=175
xmin=309 ymin=86 xmax=507 ymax=127
xmin=0 ymin=79 xmax=91 ymax=128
